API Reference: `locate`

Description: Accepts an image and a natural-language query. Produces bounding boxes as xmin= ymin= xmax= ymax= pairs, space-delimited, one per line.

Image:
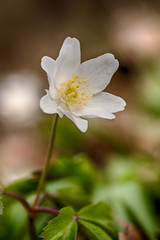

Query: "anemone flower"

xmin=40 ymin=37 xmax=126 ymax=132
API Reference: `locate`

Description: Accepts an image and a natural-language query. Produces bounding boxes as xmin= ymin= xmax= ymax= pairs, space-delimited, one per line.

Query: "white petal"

xmin=77 ymin=54 xmax=119 ymax=94
xmin=72 ymin=92 xmax=126 ymax=119
xmin=56 ymin=108 xmax=64 ymax=118
xmin=40 ymin=93 xmax=63 ymax=117
xmin=57 ymin=37 xmax=80 ymax=66
xmin=55 ymin=37 xmax=81 ymax=88
xmin=49 ymin=85 xmax=59 ymax=100
xmin=41 ymin=56 xmax=57 ymax=84
xmin=58 ymin=105 xmax=88 ymax=132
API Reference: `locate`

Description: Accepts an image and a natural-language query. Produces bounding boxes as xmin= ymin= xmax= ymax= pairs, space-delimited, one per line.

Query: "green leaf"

xmin=5 ymin=179 xmax=37 ymax=195
xmin=45 ymin=178 xmax=90 ymax=209
xmin=78 ymin=201 xmax=112 ymax=223
xmin=59 ymin=221 xmax=77 ymax=240
xmin=40 ymin=206 xmax=77 ymax=240
xmin=93 ymin=182 xmax=158 ymax=240
xmin=48 ymin=154 xmax=96 ymax=191
xmin=78 ymin=202 xmax=118 ymax=240
xmin=0 ymin=200 xmax=28 ymax=239
xmin=79 ymin=220 xmax=113 ymax=240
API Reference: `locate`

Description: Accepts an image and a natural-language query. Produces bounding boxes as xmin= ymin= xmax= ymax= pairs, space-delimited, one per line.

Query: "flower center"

xmin=58 ymin=75 xmax=92 ymax=108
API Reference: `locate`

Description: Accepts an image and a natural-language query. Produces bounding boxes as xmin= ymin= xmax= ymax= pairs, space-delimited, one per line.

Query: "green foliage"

xmin=0 ymin=154 xmax=96 ymax=240
xmin=48 ymin=154 xmax=96 ymax=190
xmin=1 ymin=153 xmax=160 ymax=240
xmin=79 ymin=220 xmax=113 ymax=240
xmin=41 ymin=202 xmax=118 ymax=240
xmin=93 ymin=154 xmax=160 ymax=240
xmin=0 ymin=193 xmax=58 ymax=240
xmin=78 ymin=201 xmax=112 ymax=222
xmin=44 ymin=154 xmax=96 ymax=209
xmin=5 ymin=179 xmax=37 ymax=195
xmin=45 ymin=178 xmax=90 ymax=209
xmin=0 ymin=189 xmax=3 ymax=214
xmin=93 ymin=182 xmax=158 ymax=239
xmin=105 ymin=153 xmax=160 ymax=185
xmin=40 ymin=207 xmax=77 ymax=240
xmin=0 ymin=200 xmax=28 ymax=239
xmin=78 ymin=202 xmax=118 ymax=240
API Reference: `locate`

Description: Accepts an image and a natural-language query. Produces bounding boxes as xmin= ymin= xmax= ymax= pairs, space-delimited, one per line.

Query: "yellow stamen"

xmin=58 ymin=75 xmax=93 ymax=108
xmin=80 ymin=87 xmax=85 ymax=90
xmin=60 ymin=98 xmax=66 ymax=104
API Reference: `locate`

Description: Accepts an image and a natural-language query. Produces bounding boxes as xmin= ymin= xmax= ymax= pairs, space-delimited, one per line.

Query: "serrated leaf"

xmin=59 ymin=221 xmax=77 ymax=240
xmin=78 ymin=201 xmax=112 ymax=223
xmin=40 ymin=207 xmax=77 ymax=240
xmin=79 ymin=220 xmax=113 ymax=240
xmin=90 ymin=221 xmax=119 ymax=240
xmin=78 ymin=202 xmax=118 ymax=240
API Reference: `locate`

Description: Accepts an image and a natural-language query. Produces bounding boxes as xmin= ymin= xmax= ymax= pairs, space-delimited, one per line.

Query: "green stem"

xmin=33 ymin=114 xmax=58 ymax=207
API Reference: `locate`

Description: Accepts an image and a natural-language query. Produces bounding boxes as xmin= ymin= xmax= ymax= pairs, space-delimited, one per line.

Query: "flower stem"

xmin=33 ymin=114 xmax=59 ymax=207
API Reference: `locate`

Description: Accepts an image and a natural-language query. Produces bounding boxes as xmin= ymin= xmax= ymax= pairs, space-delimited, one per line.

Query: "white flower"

xmin=40 ymin=37 xmax=126 ymax=132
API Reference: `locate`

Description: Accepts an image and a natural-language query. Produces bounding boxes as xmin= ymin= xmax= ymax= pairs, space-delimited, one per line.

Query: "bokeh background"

xmin=0 ymin=0 xmax=160 ymax=238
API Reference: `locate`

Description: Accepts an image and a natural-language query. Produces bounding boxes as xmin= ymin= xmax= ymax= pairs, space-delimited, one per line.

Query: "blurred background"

xmin=0 ymin=0 xmax=160 ymax=238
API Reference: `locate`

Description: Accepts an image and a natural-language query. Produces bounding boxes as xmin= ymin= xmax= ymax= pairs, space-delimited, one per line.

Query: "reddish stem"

xmin=2 ymin=190 xmax=59 ymax=216
xmin=35 ymin=206 xmax=59 ymax=215
xmin=3 ymin=190 xmax=31 ymax=213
